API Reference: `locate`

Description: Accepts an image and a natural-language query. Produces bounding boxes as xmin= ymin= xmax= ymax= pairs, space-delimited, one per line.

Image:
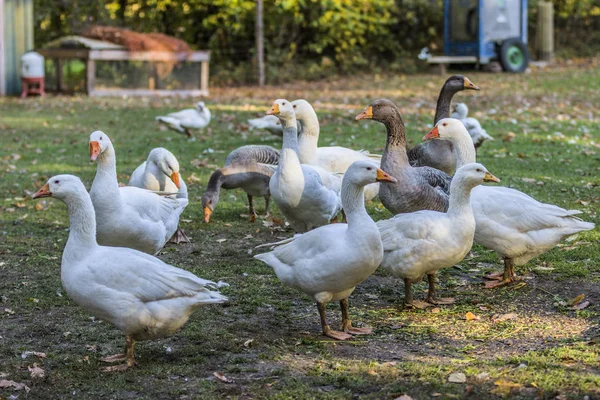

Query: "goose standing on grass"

xmin=355 ymin=99 xmax=452 ymax=214
xmin=292 ymin=99 xmax=381 ymax=201
xmin=378 ymin=163 xmax=500 ymax=308
xmin=267 ymin=99 xmax=342 ymax=232
xmin=255 ymin=161 xmax=397 ymax=340
xmin=89 ymin=131 xmax=188 ymax=254
xmin=129 ymin=148 xmax=189 ymax=243
xmin=248 ymin=115 xmax=283 ymax=136
xmin=156 ymin=101 xmax=211 ymax=138
xmin=202 ymin=145 xmax=280 ymax=223
xmin=451 ymin=102 xmax=494 ymax=149
xmin=32 ymin=175 xmax=227 ymax=372
xmin=424 ymin=118 xmax=596 ymax=288
xmin=407 ymin=75 xmax=480 ymax=175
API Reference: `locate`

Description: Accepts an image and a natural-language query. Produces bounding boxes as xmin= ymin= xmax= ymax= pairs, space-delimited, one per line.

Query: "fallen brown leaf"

xmin=492 ymin=379 xmax=522 ymax=397
xmin=573 ymin=301 xmax=590 ymax=310
xmin=465 ymin=312 xmax=480 ymax=321
xmin=568 ymin=294 xmax=585 ymax=306
xmin=213 ymin=372 xmax=233 ymax=383
xmin=0 ymin=379 xmax=30 ymax=392
xmin=28 ymin=363 xmax=45 ymax=379
xmin=492 ymin=313 xmax=518 ymax=323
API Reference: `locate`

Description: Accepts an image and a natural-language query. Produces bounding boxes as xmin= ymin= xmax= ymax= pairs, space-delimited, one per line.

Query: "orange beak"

xmin=423 ymin=125 xmax=440 ymax=141
xmin=355 ymin=106 xmax=373 ymax=121
xmin=463 ymin=77 xmax=480 ymax=91
xmin=33 ymin=183 xmax=52 ymax=199
xmin=89 ymin=141 xmax=101 ymax=162
xmin=203 ymin=206 xmax=212 ymax=223
xmin=266 ymin=103 xmax=280 ymax=116
xmin=170 ymin=172 xmax=181 ymax=189
xmin=484 ymin=172 xmax=501 ymax=183
xmin=376 ymin=169 xmax=397 ymax=183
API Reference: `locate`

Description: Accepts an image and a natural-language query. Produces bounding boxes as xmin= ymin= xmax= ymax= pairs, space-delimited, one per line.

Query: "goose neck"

xmin=341 ymin=179 xmax=370 ymax=228
xmin=297 ymin=116 xmax=319 ymax=165
xmin=281 ymin=119 xmax=300 ymax=155
xmin=63 ymin=192 xmax=99 ymax=252
xmin=94 ymin=144 xmax=120 ymax=194
xmin=434 ymin=86 xmax=460 ymax=125
xmin=447 ymin=178 xmax=475 ymax=217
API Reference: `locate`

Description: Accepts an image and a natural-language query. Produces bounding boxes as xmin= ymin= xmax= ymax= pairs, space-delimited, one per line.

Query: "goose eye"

xmin=366 ymin=167 xmax=372 ymax=171
xmin=99 ymin=136 xmax=103 ymax=141
xmin=54 ymin=180 xmax=60 ymax=184
xmin=476 ymin=169 xmax=482 ymax=172
xmin=443 ymin=123 xmax=447 ymax=126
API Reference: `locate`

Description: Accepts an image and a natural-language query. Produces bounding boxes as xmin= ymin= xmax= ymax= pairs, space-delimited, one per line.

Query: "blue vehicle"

xmin=421 ymin=0 xmax=530 ymax=73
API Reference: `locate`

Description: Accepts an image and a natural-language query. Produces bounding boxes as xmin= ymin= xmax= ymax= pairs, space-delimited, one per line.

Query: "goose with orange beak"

xmin=266 ymin=99 xmax=343 ymax=233
xmin=129 ymin=147 xmax=189 ymax=243
xmin=88 ymin=130 xmax=188 ymax=255
xmin=421 ymin=117 xmax=595 ymax=289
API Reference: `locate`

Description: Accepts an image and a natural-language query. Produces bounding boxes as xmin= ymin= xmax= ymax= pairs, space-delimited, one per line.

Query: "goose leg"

xmin=340 ymin=299 xmax=372 ymax=335
xmin=317 ymin=302 xmax=351 ymax=340
xmin=484 ymin=258 xmax=518 ymax=289
xmin=102 ymin=336 xmax=135 ymax=372
xmin=183 ymin=128 xmax=193 ymax=138
xmin=425 ymin=273 xmax=455 ymax=305
xmin=404 ymin=278 xmax=430 ymax=309
xmin=264 ymin=194 xmax=271 ymax=217
xmin=247 ymin=194 xmax=257 ymax=223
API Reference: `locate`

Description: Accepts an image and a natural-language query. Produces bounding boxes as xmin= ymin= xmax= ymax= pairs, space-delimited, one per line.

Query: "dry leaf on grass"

xmin=492 ymin=313 xmax=518 ymax=323
xmin=568 ymin=294 xmax=585 ymax=306
xmin=0 ymin=379 xmax=30 ymax=392
xmin=573 ymin=301 xmax=590 ymax=310
xmin=394 ymin=395 xmax=414 ymax=400
xmin=448 ymin=372 xmax=466 ymax=383
xmin=21 ymin=350 xmax=47 ymax=359
xmin=492 ymin=379 xmax=522 ymax=397
xmin=465 ymin=312 xmax=480 ymax=321
xmin=213 ymin=372 xmax=233 ymax=383
xmin=28 ymin=363 xmax=45 ymax=379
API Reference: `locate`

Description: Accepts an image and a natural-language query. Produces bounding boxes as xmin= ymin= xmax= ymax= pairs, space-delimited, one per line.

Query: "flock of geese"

xmin=31 ymin=75 xmax=595 ymax=371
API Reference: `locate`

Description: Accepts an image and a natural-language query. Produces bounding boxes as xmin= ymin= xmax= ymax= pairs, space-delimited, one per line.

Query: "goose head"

xmin=444 ymin=75 xmax=480 ymax=92
xmin=452 ymin=102 xmax=469 ymax=119
xmin=355 ymin=99 xmax=400 ymax=124
xmin=344 ymin=160 xmax=397 ymax=187
xmin=423 ymin=118 xmax=471 ymax=143
xmin=148 ymin=148 xmax=182 ymax=189
xmin=196 ymin=101 xmax=206 ymax=112
xmin=454 ymin=163 xmax=500 ymax=189
xmin=33 ymin=174 xmax=87 ymax=201
xmin=89 ymin=130 xmax=112 ymax=162
xmin=201 ymin=190 xmax=219 ymax=223
xmin=291 ymin=99 xmax=315 ymax=121
xmin=267 ymin=99 xmax=294 ymax=123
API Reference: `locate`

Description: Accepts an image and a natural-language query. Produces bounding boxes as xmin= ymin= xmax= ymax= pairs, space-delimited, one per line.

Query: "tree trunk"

xmin=256 ymin=0 xmax=265 ymax=87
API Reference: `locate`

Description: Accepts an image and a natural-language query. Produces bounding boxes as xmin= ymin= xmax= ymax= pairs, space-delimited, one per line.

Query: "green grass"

xmin=1 ymin=65 xmax=599 ymax=399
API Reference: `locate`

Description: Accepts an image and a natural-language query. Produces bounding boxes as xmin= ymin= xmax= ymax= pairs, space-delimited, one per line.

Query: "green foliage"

xmin=33 ymin=0 xmax=600 ymax=84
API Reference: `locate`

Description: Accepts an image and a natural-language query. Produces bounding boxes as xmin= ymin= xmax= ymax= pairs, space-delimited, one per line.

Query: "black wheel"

xmin=499 ymin=38 xmax=530 ymax=73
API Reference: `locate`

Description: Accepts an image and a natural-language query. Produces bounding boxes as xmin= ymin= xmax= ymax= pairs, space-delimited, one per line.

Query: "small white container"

xmin=21 ymin=52 xmax=45 ymax=78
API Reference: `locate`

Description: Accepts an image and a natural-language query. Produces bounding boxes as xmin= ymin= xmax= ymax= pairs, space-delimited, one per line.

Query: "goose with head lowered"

xmin=425 ymin=118 xmax=596 ymax=288
xmin=292 ymin=99 xmax=381 ymax=201
xmin=202 ymin=145 xmax=280 ymax=223
xmin=129 ymin=147 xmax=189 ymax=243
xmin=407 ymin=75 xmax=480 ymax=175
xmin=377 ymin=163 xmax=499 ymax=308
xmin=267 ymin=99 xmax=342 ymax=233
xmin=356 ymin=99 xmax=452 ymax=214
xmin=89 ymin=131 xmax=188 ymax=255
xmin=32 ymin=175 xmax=227 ymax=372
xmin=255 ymin=161 xmax=397 ymax=339
xmin=247 ymin=114 xmax=283 ymax=136
xmin=156 ymin=101 xmax=211 ymax=138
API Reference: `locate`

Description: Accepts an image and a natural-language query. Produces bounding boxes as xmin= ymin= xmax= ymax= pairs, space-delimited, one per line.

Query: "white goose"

xmin=128 ymin=147 xmax=189 ymax=243
xmin=89 ymin=131 xmax=188 ymax=255
xmin=156 ymin=101 xmax=211 ymax=138
xmin=292 ymin=99 xmax=381 ymax=201
xmin=377 ymin=163 xmax=499 ymax=308
xmin=129 ymin=147 xmax=187 ymax=198
xmin=267 ymin=99 xmax=342 ymax=233
xmin=32 ymin=175 xmax=227 ymax=371
xmin=450 ymin=102 xmax=494 ymax=149
xmin=425 ymin=118 xmax=595 ymax=288
xmin=247 ymin=115 xmax=283 ymax=136
xmin=255 ymin=161 xmax=396 ymax=339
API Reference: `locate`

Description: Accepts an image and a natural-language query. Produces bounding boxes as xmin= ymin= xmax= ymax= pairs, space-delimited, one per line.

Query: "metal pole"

xmin=256 ymin=0 xmax=265 ymax=87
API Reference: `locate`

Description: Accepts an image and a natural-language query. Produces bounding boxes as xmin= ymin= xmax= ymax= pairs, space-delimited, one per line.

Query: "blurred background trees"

xmin=34 ymin=0 xmax=600 ymax=85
